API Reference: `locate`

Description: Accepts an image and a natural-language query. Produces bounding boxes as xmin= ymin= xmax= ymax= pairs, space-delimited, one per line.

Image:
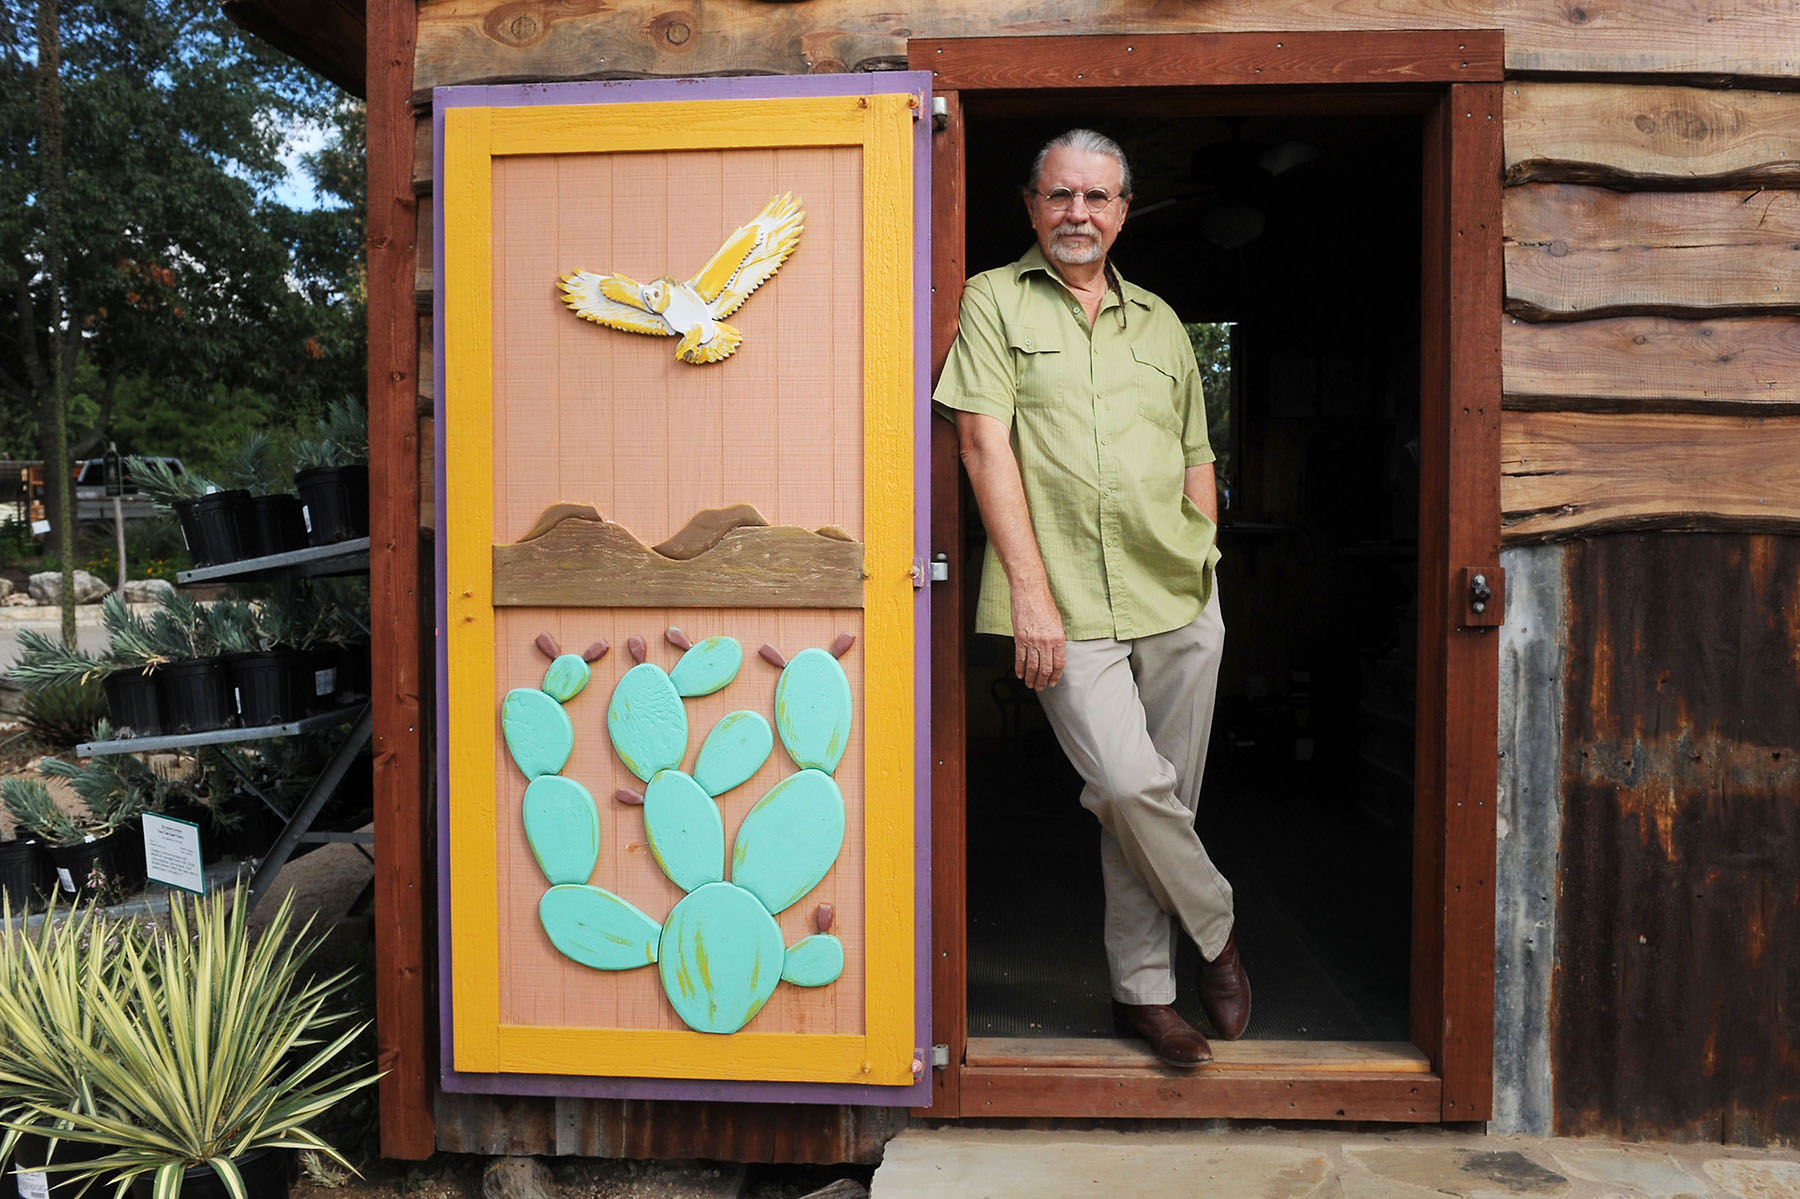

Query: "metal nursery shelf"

xmin=85 ymin=534 xmax=374 ymax=906
xmin=175 ymin=536 xmax=370 ymax=584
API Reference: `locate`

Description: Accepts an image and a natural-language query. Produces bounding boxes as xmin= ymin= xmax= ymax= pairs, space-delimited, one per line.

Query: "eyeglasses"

xmin=1034 ymin=187 xmax=1122 ymax=213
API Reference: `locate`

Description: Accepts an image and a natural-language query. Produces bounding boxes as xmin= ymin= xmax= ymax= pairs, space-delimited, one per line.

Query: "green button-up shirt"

xmin=934 ymin=245 xmax=1220 ymax=642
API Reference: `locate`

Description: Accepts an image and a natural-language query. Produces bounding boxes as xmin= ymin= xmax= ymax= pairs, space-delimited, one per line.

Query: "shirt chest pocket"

xmin=1008 ymin=325 xmax=1063 ymax=408
xmin=1129 ymin=346 xmax=1186 ymax=436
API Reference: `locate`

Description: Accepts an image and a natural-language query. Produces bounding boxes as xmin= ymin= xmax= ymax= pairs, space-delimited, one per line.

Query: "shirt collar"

xmin=1013 ymin=243 xmax=1155 ymax=310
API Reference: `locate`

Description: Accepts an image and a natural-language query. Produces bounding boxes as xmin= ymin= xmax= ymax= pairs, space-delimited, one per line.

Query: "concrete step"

xmin=872 ymin=1127 xmax=1800 ymax=1199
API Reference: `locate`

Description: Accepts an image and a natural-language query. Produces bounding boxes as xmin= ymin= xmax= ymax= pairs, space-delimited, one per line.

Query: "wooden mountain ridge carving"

xmin=494 ymin=504 xmax=864 ymax=609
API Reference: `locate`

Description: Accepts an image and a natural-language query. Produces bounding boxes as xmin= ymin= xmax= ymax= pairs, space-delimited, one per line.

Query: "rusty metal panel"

xmin=433 ymin=1092 xmax=905 ymax=1164
xmin=1555 ymin=533 xmax=1800 ymax=1145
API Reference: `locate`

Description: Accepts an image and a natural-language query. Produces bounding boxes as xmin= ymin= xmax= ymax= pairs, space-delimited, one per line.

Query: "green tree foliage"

xmin=1185 ymin=321 xmax=1234 ymax=499
xmin=0 ymin=0 xmax=364 ymax=474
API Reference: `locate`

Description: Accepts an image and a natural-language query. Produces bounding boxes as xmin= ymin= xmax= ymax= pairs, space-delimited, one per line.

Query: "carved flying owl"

xmin=558 ymin=193 xmax=805 ymax=365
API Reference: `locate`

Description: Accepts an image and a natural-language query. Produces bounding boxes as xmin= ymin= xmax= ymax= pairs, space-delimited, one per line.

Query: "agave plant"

xmin=0 ymin=777 xmax=99 ymax=848
xmin=12 ymin=887 xmax=381 ymax=1199
xmin=123 ymin=456 xmax=215 ymax=510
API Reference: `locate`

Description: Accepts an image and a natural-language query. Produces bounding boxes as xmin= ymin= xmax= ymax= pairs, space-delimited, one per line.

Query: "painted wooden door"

xmin=434 ymin=75 xmax=931 ymax=1104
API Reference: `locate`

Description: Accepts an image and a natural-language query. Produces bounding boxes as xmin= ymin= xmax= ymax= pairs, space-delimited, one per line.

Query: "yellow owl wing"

xmin=559 ymin=271 xmax=674 ymax=337
xmin=685 ymin=193 xmax=805 ymax=319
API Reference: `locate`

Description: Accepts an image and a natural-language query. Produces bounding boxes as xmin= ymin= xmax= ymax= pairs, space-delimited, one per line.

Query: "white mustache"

xmin=1053 ymin=223 xmax=1099 ymax=240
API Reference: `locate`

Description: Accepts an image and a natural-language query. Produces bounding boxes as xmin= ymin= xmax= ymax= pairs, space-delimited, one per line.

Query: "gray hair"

xmin=1026 ymin=129 xmax=1133 ymax=198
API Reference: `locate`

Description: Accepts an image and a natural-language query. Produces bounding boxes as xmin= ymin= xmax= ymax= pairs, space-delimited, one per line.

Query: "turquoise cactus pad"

xmin=731 ymin=768 xmax=846 ymax=914
xmin=607 ymin=663 xmax=689 ymax=782
xmin=781 ymin=933 xmax=846 ymax=987
xmin=669 ymin=636 xmax=744 ymax=698
xmin=541 ymin=653 xmax=592 ymax=702
xmin=643 ymin=770 xmax=725 ymax=892
xmin=501 ymin=688 xmax=575 ymax=780
xmin=522 ymin=775 xmax=601 ymax=885
xmin=658 ymin=882 xmax=785 ymax=1034
xmin=774 ymin=648 xmax=853 ymax=774
xmin=693 ymin=710 xmax=774 ymax=797
xmin=539 ymin=884 xmax=662 ymax=970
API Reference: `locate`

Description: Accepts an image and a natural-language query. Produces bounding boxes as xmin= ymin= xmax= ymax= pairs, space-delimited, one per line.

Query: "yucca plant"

xmin=7 ymin=596 xmax=171 ymax=691
xmin=14 ymin=887 xmax=381 ymax=1199
xmin=21 ymin=679 xmax=108 ymax=748
xmin=0 ymin=896 xmax=146 ymax=1185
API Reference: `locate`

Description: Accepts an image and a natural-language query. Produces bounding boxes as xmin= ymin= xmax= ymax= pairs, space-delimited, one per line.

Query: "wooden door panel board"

xmin=966 ymin=1038 xmax=1432 ymax=1073
xmin=917 ymin=31 xmax=1504 ymax=89
xmin=1437 ymin=81 xmax=1505 ymax=1124
xmin=1501 ymin=409 xmax=1800 ymax=541
xmin=1505 ymin=83 xmax=1800 ymax=190
xmin=369 ymin=0 xmax=434 ymax=1159
xmin=961 ymin=1069 xmax=1442 ymax=1120
xmin=1503 ymin=315 xmax=1800 ymax=411
xmin=923 ymin=88 xmax=968 ymax=1121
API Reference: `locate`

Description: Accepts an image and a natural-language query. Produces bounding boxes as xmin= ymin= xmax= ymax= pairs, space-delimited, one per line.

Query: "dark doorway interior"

xmin=958 ymin=107 xmax=1421 ymax=1042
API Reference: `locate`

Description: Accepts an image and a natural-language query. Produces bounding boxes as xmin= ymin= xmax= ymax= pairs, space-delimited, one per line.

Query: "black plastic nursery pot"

xmin=45 ymin=830 xmax=140 ymax=903
xmin=177 ymin=489 xmax=253 ymax=567
xmin=126 ymin=1148 xmax=293 ymax=1199
xmin=226 ymin=649 xmax=307 ymax=726
xmin=295 ymin=464 xmax=369 ymax=545
xmin=0 ymin=838 xmax=52 ymax=914
xmin=10 ymin=1130 xmax=114 ymax=1199
xmin=305 ymin=640 xmax=370 ymax=713
xmin=157 ymin=657 xmax=236 ymax=734
xmin=101 ymin=667 xmax=164 ymax=737
xmin=247 ymin=493 xmax=308 ymax=558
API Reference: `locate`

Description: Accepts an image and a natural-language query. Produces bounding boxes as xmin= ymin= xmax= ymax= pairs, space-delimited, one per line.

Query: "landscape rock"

xmin=123 ymin=578 xmax=176 ymax=604
xmin=2 ymin=593 xmax=32 ymax=606
xmin=801 ymin=1180 xmax=871 ymax=1199
xmin=27 ymin=570 xmax=111 ymax=605
xmin=0 ymin=577 xmax=11 ymax=599
xmin=482 ymin=1156 xmax=557 ymax=1199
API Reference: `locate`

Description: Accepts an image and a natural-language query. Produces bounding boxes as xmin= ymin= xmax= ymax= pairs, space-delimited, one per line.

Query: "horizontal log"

xmin=412 ymin=0 xmax=1800 ymax=93
xmin=1500 ymin=409 xmax=1800 ymax=541
xmin=1494 ymin=0 xmax=1800 ymax=82
xmin=1503 ymin=315 xmax=1800 ymax=410
xmin=1505 ymin=83 xmax=1800 ymax=189
xmin=1504 ymin=184 xmax=1800 ymax=320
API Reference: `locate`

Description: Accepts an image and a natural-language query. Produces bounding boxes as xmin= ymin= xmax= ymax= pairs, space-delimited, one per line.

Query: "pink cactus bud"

xmin=534 ymin=632 xmax=560 ymax=659
xmin=665 ymin=627 xmax=693 ymax=651
xmin=582 ymin=640 xmax=609 ymax=662
xmin=815 ymin=903 xmax=834 ymax=933
xmin=830 ymin=632 xmax=856 ymax=659
xmin=759 ymin=643 xmax=787 ymax=669
xmin=627 ymin=635 xmax=647 ymax=664
xmin=613 ymin=788 xmax=645 ymax=806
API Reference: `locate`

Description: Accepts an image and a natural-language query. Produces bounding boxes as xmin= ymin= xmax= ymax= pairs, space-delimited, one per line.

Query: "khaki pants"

xmin=1036 ymin=591 xmax=1232 ymax=1005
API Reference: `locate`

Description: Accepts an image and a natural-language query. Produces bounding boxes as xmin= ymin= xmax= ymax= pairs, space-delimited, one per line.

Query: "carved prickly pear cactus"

xmin=501 ymin=627 xmax=857 ymax=1035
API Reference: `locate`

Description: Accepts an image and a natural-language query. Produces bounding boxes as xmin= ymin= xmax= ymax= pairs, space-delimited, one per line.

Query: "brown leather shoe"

xmin=1198 ymin=931 xmax=1252 ymax=1040
xmin=1111 ymin=1001 xmax=1213 ymax=1067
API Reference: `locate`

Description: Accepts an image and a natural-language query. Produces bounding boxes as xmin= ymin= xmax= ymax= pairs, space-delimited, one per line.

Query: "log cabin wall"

xmin=392 ymin=0 xmax=1800 ymax=1155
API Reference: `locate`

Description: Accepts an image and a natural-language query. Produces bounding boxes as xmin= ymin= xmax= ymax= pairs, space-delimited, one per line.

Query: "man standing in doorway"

xmin=935 ymin=129 xmax=1250 ymax=1066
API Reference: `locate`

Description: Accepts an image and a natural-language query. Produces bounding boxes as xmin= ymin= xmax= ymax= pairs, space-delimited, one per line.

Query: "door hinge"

xmin=931 ymin=1044 xmax=950 ymax=1070
xmin=929 ymin=553 xmax=949 ymax=583
xmin=913 ymin=555 xmax=951 ymax=588
xmin=931 ymin=96 xmax=949 ymax=132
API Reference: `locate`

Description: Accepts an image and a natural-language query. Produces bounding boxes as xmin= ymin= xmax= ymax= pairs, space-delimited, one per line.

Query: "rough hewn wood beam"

xmin=1501 ymin=409 xmax=1800 ymax=541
